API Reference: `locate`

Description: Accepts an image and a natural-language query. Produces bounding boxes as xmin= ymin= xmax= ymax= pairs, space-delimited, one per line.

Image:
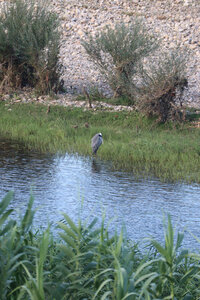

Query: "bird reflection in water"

xmin=91 ymin=158 xmax=101 ymax=173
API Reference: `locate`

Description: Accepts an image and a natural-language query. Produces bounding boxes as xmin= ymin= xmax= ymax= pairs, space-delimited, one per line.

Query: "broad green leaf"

xmin=0 ymin=209 xmax=13 ymax=228
xmin=134 ymin=258 xmax=160 ymax=280
xmin=92 ymin=279 xmax=113 ymax=300
xmin=62 ymin=213 xmax=79 ymax=234
xmin=101 ymin=291 xmax=112 ymax=300
xmin=58 ymin=222 xmax=77 ymax=240
xmin=59 ymin=232 xmax=77 ymax=249
xmin=135 ymin=272 xmax=158 ymax=286
xmin=21 ymin=193 xmax=34 ymax=232
xmin=139 ymin=273 xmax=159 ymax=299
xmin=57 ymin=244 xmax=74 ymax=259
xmin=88 ymin=217 xmax=98 ymax=230
xmin=0 ymin=191 xmax=13 ymax=215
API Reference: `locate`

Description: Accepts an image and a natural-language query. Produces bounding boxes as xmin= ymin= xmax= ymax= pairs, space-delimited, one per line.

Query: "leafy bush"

xmin=82 ymin=20 xmax=158 ymax=100
xmin=82 ymin=22 xmax=189 ymax=122
xmin=0 ymin=192 xmax=38 ymax=299
xmin=0 ymin=0 xmax=63 ymax=94
xmin=136 ymin=49 xmax=188 ymax=123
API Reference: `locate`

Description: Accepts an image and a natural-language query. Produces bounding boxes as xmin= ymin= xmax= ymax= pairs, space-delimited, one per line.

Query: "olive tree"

xmin=136 ymin=48 xmax=188 ymax=123
xmin=0 ymin=0 xmax=63 ymax=94
xmin=82 ymin=20 xmax=159 ymax=101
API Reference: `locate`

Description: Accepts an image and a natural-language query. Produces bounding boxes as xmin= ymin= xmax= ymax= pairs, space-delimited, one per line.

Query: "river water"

xmin=1 ymin=138 xmax=200 ymax=249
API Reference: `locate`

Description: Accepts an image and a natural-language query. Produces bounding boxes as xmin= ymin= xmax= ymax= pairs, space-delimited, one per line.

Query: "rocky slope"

xmin=51 ymin=0 xmax=200 ymax=107
xmin=0 ymin=0 xmax=199 ymax=107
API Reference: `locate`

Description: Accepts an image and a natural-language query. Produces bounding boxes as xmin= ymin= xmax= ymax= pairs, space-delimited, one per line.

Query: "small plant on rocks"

xmin=82 ymin=20 xmax=159 ymax=101
xmin=0 ymin=0 xmax=63 ymax=94
xmin=136 ymin=48 xmax=188 ymax=123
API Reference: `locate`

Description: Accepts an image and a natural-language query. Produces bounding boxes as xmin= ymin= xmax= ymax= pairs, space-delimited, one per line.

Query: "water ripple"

xmin=0 ymin=138 xmax=200 ymax=250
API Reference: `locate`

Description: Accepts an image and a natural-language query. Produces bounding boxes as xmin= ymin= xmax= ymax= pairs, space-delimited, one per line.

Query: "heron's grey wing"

xmin=91 ymin=134 xmax=100 ymax=153
xmin=91 ymin=134 xmax=98 ymax=146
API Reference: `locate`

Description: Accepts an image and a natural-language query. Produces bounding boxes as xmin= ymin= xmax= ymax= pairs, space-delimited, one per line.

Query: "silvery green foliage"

xmin=82 ymin=20 xmax=159 ymax=100
xmin=0 ymin=0 xmax=63 ymax=94
xmin=136 ymin=48 xmax=188 ymax=123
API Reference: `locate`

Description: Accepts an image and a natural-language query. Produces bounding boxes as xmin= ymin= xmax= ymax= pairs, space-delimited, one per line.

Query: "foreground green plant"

xmin=134 ymin=215 xmax=197 ymax=299
xmin=0 ymin=192 xmax=37 ymax=299
xmin=1 ymin=193 xmax=200 ymax=299
xmin=17 ymin=228 xmax=50 ymax=300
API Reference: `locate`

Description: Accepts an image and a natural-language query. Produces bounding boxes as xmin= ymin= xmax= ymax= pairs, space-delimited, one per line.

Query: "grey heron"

xmin=91 ymin=133 xmax=103 ymax=155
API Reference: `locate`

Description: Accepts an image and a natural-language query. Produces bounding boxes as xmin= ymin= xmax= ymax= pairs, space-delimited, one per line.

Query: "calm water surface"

xmin=1 ymin=138 xmax=200 ymax=249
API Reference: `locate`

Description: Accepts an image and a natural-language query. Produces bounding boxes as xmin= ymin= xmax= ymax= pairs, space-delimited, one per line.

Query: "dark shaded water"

xmin=1 ymin=138 xmax=200 ymax=249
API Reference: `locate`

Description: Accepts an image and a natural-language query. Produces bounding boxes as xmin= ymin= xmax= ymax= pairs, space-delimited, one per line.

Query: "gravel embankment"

xmin=51 ymin=0 xmax=200 ymax=108
xmin=1 ymin=0 xmax=200 ymax=109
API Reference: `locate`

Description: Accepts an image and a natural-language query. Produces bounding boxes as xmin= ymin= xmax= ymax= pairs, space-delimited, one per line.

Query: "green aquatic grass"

xmin=0 ymin=101 xmax=200 ymax=182
xmin=1 ymin=193 xmax=200 ymax=299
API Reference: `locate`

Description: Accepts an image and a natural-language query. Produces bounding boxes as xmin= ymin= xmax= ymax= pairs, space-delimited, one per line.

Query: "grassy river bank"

xmin=0 ymin=100 xmax=200 ymax=183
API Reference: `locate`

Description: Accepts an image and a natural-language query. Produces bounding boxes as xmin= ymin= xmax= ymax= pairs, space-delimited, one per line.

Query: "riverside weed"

xmin=0 ymin=102 xmax=200 ymax=183
xmin=0 ymin=194 xmax=200 ymax=299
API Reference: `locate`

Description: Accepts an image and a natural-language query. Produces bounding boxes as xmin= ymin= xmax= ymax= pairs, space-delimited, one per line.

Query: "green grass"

xmin=0 ymin=101 xmax=200 ymax=182
xmin=76 ymin=94 xmax=133 ymax=106
xmin=1 ymin=192 xmax=200 ymax=300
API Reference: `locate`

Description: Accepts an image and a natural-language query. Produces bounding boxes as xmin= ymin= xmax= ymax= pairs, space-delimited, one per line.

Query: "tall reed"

xmin=1 ymin=193 xmax=200 ymax=299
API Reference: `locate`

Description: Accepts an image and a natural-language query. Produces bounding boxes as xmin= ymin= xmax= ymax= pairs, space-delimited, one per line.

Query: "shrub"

xmin=82 ymin=20 xmax=158 ymax=101
xmin=135 ymin=48 xmax=188 ymax=123
xmin=0 ymin=0 xmax=63 ymax=94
